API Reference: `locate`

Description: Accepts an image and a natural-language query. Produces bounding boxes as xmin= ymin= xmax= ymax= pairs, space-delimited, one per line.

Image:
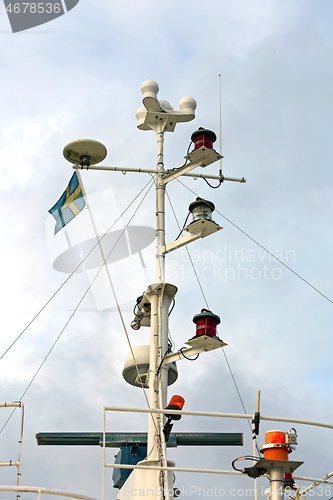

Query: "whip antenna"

xmin=219 ymin=74 xmax=222 ymax=176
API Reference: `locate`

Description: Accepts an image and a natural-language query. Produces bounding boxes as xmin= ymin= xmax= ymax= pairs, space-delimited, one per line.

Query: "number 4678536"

xmin=6 ymin=3 xmax=61 ymax=14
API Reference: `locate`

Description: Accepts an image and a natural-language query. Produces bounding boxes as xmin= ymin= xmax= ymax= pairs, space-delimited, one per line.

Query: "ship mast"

xmin=136 ymin=80 xmax=198 ymax=494
xmin=49 ymin=79 xmax=246 ymax=500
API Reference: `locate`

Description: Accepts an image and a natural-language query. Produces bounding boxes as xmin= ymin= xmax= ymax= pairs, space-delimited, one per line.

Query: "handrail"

xmin=104 ymin=406 xmax=333 ymax=431
xmin=0 ymin=402 xmax=24 ymax=500
xmin=105 ymin=463 xmax=333 ymax=485
xmin=0 ymin=486 xmax=99 ymax=500
xmin=102 ymin=405 xmax=333 ymax=500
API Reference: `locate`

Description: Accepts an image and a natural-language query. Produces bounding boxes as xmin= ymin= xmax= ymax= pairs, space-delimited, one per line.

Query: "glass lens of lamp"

xmin=191 ymin=204 xmax=213 ymax=222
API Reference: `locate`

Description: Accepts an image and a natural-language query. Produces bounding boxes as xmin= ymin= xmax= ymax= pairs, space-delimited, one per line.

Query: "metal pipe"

xmin=154 ymin=122 xmax=170 ymax=498
xmin=0 ymin=486 xmax=99 ymax=500
xmin=253 ymin=391 xmax=260 ymax=500
xmin=147 ymin=290 xmax=159 ymax=461
xmin=147 ymin=119 xmax=169 ymax=498
xmin=104 ymin=406 xmax=333 ymax=430
xmin=291 ymin=470 xmax=333 ymax=499
xmin=270 ymin=466 xmax=284 ymax=500
xmin=0 ymin=403 xmax=22 ymax=408
xmin=16 ymin=403 xmax=24 ymax=500
xmin=73 ymin=165 xmax=246 ymax=183
xmin=102 ymin=408 xmax=106 ymax=500
xmin=103 ymin=462 xmax=333 ymax=485
xmin=293 ymin=475 xmax=333 ymax=486
xmin=162 ymin=346 xmax=206 ymax=365
xmin=105 ymin=463 xmax=243 ymax=475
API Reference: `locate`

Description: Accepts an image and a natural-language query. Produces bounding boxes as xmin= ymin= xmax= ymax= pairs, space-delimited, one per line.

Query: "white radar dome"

xmin=123 ymin=345 xmax=178 ymax=388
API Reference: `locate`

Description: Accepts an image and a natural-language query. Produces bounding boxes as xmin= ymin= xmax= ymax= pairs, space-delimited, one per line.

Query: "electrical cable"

xmin=202 ymin=176 xmax=222 ymax=189
xmin=179 ymin=347 xmax=199 ymax=361
xmin=232 ymin=455 xmax=261 ymax=472
xmin=0 ymin=177 xmax=155 ymax=362
xmin=168 ymin=299 xmax=175 ymax=316
xmin=175 ymin=177 xmax=333 ymax=306
xmin=165 ymin=141 xmax=193 ymax=174
xmin=175 ymin=212 xmax=190 ymax=240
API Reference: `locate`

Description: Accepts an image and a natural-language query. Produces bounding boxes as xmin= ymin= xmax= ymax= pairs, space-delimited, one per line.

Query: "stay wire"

xmin=0 ymin=177 xmax=155 ymax=362
xmin=0 ymin=178 xmax=156 ymax=436
xmin=96 ymin=178 xmax=157 ymax=417
xmin=166 ymin=182 xmax=258 ymax=447
xmin=92 ymin=175 xmax=159 ymax=441
xmin=175 ymin=177 xmax=333 ymax=306
xmin=165 ymin=189 xmax=209 ymax=309
xmin=0 ymin=280 xmax=94 ymax=436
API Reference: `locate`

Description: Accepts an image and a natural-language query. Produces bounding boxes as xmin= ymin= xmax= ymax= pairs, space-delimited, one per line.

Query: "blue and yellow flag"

xmin=49 ymin=171 xmax=86 ymax=234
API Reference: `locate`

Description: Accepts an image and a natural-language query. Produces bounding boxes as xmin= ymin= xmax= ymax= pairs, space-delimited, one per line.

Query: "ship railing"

xmin=0 ymin=402 xmax=24 ymax=500
xmin=103 ymin=406 xmax=333 ymax=500
xmin=0 ymin=486 xmax=99 ymax=500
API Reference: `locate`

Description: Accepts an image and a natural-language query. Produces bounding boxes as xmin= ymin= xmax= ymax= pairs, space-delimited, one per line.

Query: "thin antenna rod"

xmin=219 ymin=74 xmax=222 ymax=176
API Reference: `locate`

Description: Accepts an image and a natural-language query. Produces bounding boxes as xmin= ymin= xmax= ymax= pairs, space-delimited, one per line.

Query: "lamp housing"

xmin=192 ymin=309 xmax=221 ymax=337
xmin=189 ymin=197 xmax=215 ymax=223
xmin=191 ymin=127 xmax=217 ymax=150
xmin=165 ymin=395 xmax=185 ymax=420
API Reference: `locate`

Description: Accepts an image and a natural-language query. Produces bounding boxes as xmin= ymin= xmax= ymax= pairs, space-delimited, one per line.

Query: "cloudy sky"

xmin=1 ymin=0 xmax=333 ymax=498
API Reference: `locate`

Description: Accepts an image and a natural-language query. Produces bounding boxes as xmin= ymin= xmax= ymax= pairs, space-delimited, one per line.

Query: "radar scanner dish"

xmin=63 ymin=139 xmax=107 ymax=166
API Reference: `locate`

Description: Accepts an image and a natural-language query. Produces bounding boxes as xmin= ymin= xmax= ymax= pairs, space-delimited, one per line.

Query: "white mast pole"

xmin=135 ymin=80 xmax=196 ymax=499
xmin=270 ymin=466 xmax=285 ymax=500
xmin=147 ymin=117 xmax=168 ymax=462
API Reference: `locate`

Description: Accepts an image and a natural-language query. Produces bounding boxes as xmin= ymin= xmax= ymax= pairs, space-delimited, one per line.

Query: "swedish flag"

xmin=49 ymin=171 xmax=86 ymax=234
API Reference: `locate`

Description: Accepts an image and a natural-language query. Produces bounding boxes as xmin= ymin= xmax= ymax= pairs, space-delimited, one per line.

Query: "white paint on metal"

xmin=104 ymin=406 xmax=333 ymax=431
xmin=162 ymin=219 xmax=222 ymax=255
xmin=73 ymin=165 xmax=246 ymax=183
xmin=0 ymin=486 xmax=99 ymax=500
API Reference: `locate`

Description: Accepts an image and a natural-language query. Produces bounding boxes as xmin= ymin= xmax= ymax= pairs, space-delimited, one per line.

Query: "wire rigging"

xmin=175 ymin=177 xmax=333 ymax=306
xmin=165 ymin=189 xmax=209 ymax=309
xmin=166 ymin=185 xmax=259 ymax=453
xmin=0 ymin=177 xmax=157 ymax=436
xmin=0 ymin=177 xmax=155 ymax=362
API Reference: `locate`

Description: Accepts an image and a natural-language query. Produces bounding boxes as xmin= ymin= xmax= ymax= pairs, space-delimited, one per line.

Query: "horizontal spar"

xmin=105 ymin=463 xmax=243 ymax=476
xmin=36 ymin=432 xmax=243 ymax=447
xmin=73 ymin=165 xmax=245 ymax=182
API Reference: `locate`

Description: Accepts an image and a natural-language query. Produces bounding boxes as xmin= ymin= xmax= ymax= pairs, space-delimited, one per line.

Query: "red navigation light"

xmin=284 ymin=472 xmax=295 ymax=489
xmin=165 ymin=395 xmax=185 ymax=420
xmin=191 ymin=127 xmax=217 ymax=150
xmin=192 ymin=309 xmax=221 ymax=337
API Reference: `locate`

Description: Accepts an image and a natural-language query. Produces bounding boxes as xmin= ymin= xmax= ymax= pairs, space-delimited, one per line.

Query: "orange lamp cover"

xmin=263 ymin=430 xmax=288 ymax=461
xmin=168 ymin=395 xmax=185 ymax=410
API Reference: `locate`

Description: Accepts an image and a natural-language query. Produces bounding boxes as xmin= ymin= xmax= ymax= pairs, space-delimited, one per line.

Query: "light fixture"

xmin=191 ymin=127 xmax=217 ymax=150
xmin=163 ymin=395 xmax=185 ymax=443
xmin=260 ymin=431 xmax=291 ymax=461
xmin=188 ymin=197 xmax=215 ymax=223
xmin=192 ymin=309 xmax=221 ymax=338
xmin=165 ymin=395 xmax=185 ymax=420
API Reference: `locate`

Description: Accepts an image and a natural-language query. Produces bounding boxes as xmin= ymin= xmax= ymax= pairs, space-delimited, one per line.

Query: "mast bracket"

xmin=162 ymin=335 xmax=227 ymax=366
xmin=162 ymin=219 xmax=222 ymax=255
xmin=162 ymin=147 xmax=222 ymax=183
